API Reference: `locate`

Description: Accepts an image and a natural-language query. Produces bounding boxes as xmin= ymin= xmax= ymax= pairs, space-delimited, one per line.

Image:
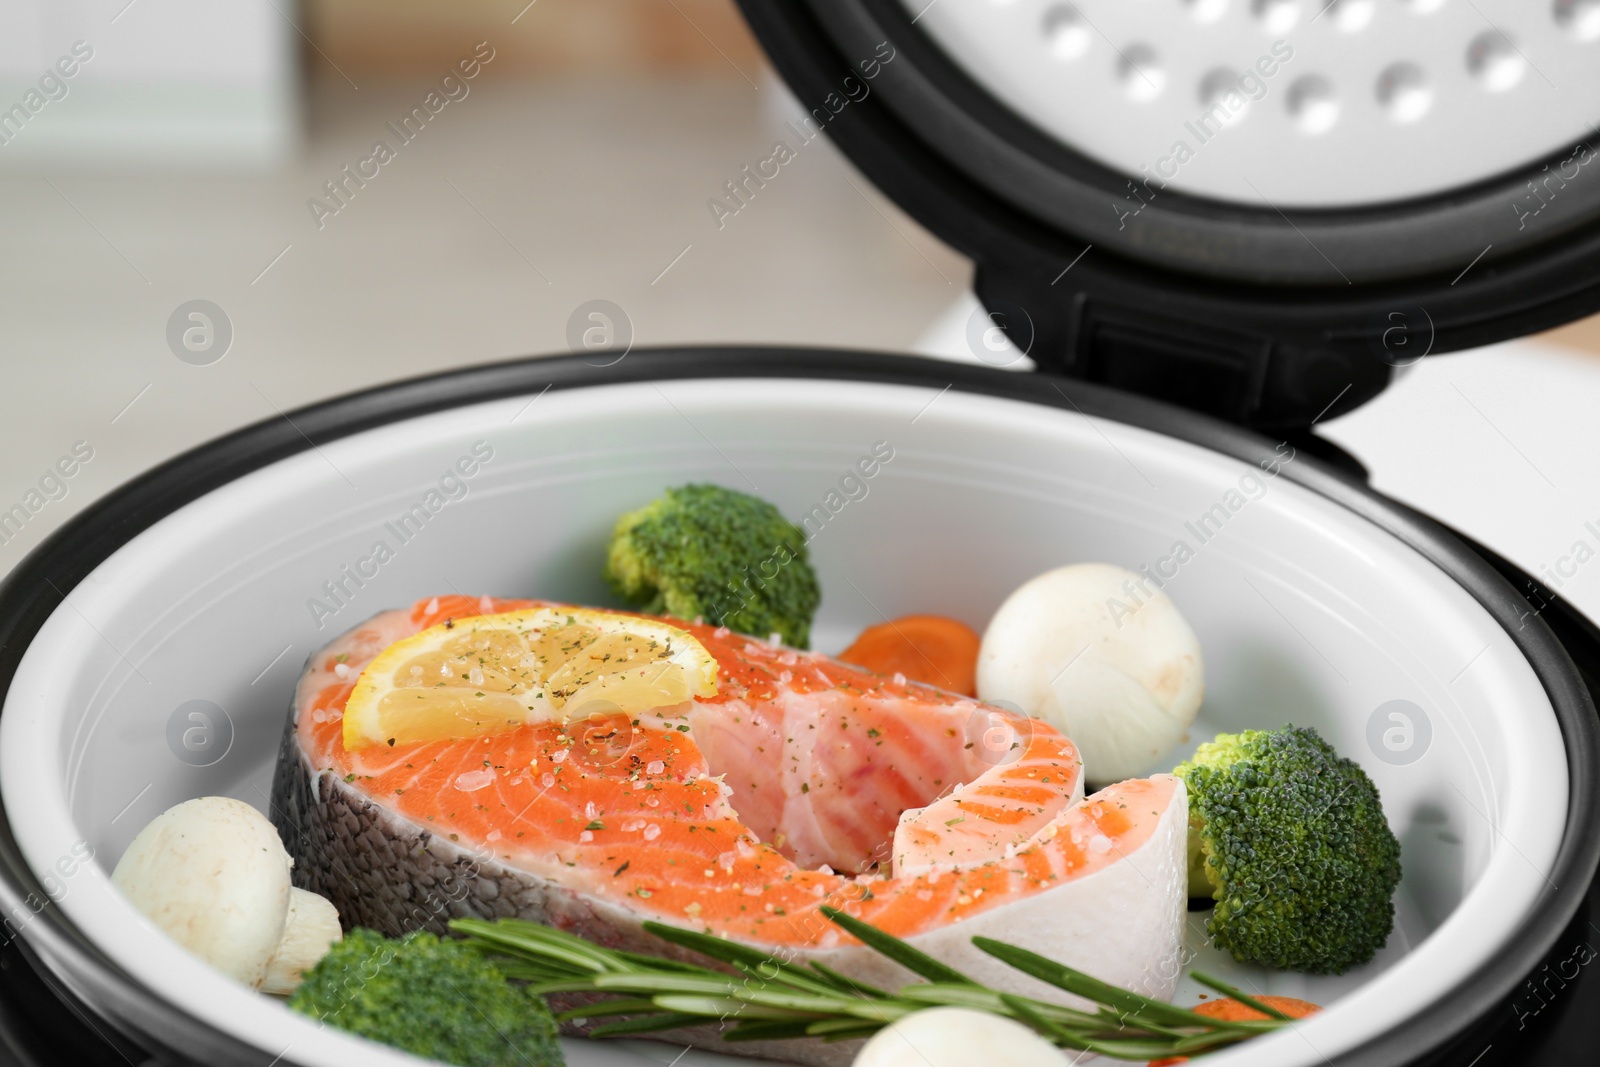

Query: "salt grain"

xmin=454 ymin=768 xmax=496 ymax=792
xmin=646 ymin=760 xmax=666 ymax=775
xmin=578 ymin=830 xmax=594 ymax=843
xmin=642 ymin=824 xmax=661 ymax=841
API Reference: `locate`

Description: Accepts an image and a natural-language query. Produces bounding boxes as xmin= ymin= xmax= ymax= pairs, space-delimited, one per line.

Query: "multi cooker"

xmin=4 ymin=2 xmax=1600 ymax=1064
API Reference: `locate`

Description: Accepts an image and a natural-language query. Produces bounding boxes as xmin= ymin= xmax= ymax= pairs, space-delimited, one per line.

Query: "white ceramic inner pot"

xmin=0 ymin=374 xmax=1569 ymax=1067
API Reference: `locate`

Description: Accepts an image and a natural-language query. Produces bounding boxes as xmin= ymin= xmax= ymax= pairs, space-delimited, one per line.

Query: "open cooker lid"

xmin=736 ymin=0 xmax=1600 ymax=430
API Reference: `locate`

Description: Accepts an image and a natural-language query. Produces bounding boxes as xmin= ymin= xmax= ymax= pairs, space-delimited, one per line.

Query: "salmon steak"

xmin=271 ymin=596 xmax=1188 ymax=1065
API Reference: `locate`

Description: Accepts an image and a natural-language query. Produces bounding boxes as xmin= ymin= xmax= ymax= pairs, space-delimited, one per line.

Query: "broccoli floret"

xmin=288 ymin=929 xmax=563 ymax=1067
xmin=604 ymin=483 xmax=821 ymax=648
xmin=1174 ymin=725 xmax=1402 ymax=975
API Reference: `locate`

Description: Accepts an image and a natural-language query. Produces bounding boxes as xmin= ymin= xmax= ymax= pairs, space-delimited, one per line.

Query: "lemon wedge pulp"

xmin=341 ymin=607 xmax=719 ymax=751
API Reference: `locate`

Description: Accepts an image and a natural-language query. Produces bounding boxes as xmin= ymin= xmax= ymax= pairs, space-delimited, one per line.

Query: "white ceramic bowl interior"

xmin=0 ymin=377 xmax=1568 ymax=1067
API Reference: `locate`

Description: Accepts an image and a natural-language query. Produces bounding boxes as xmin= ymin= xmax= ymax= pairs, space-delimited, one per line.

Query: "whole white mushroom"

xmin=978 ymin=562 xmax=1203 ymax=782
xmin=111 ymin=796 xmax=341 ymax=994
xmin=854 ymin=1007 xmax=1066 ymax=1067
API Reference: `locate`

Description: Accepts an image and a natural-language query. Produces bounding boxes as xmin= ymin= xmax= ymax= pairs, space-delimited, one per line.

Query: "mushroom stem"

xmin=261 ymin=888 xmax=343 ymax=996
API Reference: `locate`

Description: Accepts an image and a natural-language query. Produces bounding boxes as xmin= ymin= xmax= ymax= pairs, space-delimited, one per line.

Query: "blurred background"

xmin=2 ymin=0 xmax=1600 ymax=620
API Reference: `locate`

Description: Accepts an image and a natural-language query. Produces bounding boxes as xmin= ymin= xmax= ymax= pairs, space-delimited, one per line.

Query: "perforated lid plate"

xmin=906 ymin=0 xmax=1600 ymax=207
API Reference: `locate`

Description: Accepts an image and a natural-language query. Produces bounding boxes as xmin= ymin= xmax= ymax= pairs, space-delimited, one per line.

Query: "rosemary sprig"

xmin=451 ymin=908 xmax=1291 ymax=1061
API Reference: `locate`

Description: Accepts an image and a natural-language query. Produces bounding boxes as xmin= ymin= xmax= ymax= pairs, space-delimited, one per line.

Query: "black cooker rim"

xmin=0 ymin=346 xmax=1595 ymax=1067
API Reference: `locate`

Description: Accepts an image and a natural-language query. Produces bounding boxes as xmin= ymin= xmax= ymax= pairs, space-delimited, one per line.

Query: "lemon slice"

xmin=342 ymin=606 xmax=719 ymax=751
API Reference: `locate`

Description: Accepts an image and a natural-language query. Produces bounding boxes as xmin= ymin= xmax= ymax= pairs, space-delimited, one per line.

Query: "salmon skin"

xmin=271 ymin=597 xmax=1188 ymax=1066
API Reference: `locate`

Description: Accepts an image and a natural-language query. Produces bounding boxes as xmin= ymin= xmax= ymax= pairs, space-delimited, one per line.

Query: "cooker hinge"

xmin=976 ymin=274 xmax=1389 ymax=430
xmin=1071 ymin=307 xmax=1274 ymax=424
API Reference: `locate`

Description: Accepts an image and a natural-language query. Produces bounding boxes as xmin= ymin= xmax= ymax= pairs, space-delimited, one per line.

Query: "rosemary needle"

xmin=452 ymin=912 xmax=1294 ymax=1062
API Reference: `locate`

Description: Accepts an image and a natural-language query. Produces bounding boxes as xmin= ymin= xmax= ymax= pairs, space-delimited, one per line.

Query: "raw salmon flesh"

xmin=271 ymin=596 xmax=1187 ymax=1066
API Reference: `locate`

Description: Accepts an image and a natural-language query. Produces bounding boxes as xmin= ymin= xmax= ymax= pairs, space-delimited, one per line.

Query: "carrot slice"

xmin=1148 ymin=996 xmax=1321 ymax=1065
xmin=838 ymin=614 xmax=981 ymax=696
